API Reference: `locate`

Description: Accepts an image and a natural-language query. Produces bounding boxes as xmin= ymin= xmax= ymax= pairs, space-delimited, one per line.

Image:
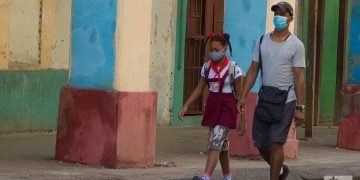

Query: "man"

xmin=239 ymin=2 xmax=305 ymax=180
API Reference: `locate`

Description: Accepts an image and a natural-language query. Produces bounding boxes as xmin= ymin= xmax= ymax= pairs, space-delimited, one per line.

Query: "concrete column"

xmin=56 ymin=0 xmax=157 ymax=168
xmin=337 ymin=1 xmax=360 ymax=151
xmin=114 ymin=0 xmax=152 ymax=92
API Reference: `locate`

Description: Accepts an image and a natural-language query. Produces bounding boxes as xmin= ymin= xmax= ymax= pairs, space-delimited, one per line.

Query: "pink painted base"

xmin=229 ymin=93 xmax=298 ymax=159
xmin=283 ymin=122 xmax=298 ymax=159
xmin=55 ymin=86 xmax=157 ymax=168
xmin=337 ymin=84 xmax=360 ymax=151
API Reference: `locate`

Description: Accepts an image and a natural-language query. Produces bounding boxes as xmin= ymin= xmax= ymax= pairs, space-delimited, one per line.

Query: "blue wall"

xmin=348 ymin=0 xmax=360 ymax=84
xmin=69 ymin=0 xmax=117 ymax=90
xmin=224 ymin=0 xmax=267 ymax=92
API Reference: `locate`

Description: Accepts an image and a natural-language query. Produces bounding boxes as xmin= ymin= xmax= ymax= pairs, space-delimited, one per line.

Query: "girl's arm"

xmin=178 ymin=77 xmax=207 ymax=120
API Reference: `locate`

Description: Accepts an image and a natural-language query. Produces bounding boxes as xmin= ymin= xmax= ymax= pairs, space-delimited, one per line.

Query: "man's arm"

xmin=293 ymin=67 xmax=305 ymax=105
xmin=293 ymin=67 xmax=305 ymax=125
xmin=239 ymin=61 xmax=260 ymax=109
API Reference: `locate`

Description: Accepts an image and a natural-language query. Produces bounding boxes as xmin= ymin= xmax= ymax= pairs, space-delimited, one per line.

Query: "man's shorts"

xmin=252 ymin=100 xmax=296 ymax=148
xmin=208 ymin=125 xmax=230 ymax=152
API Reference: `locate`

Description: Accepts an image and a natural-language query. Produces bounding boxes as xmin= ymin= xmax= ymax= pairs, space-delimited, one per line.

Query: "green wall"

xmin=302 ymin=0 xmax=339 ymax=125
xmin=0 ymin=70 xmax=68 ymax=133
xmin=319 ymin=0 xmax=339 ymax=124
xmin=302 ymin=0 xmax=308 ymax=50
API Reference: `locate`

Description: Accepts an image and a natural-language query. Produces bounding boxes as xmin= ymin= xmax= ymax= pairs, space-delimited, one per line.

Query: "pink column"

xmin=55 ymin=87 xmax=157 ymax=168
xmin=337 ymin=84 xmax=360 ymax=151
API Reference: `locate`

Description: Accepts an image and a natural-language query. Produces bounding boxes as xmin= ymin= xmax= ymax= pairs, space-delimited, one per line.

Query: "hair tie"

xmin=208 ymin=32 xmax=215 ymax=39
xmin=218 ymin=34 xmax=225 ymax=41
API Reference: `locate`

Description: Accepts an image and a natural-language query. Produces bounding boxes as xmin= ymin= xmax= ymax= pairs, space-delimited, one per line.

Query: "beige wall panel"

xmin=51 ymin=0 xmax=71 ymax=69
xmin=9 ymin=0 xmax=41 ymax=70
xmin=114 ymin=0 xmax=153 ymax=92
xmin=149 ymin=0 xmax=177 ymax=125
xmin=0 ymin=1 xmax=9 ymax=69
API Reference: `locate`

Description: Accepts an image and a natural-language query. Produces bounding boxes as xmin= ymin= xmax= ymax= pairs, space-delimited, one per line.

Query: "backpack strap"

xmin=229 ymin=61 xmax=236 ymax=87
xmin=204 ymin=61 xmax=211 ymax=88
xmin=204 ymin=61 xmax=211 ymax=72
xmin=259 ymin=35 xmax=265 ymax=79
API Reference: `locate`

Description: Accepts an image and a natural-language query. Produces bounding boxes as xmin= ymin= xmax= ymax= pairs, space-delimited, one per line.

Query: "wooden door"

xmin=183 ymin=0 xmax=224 ymax=115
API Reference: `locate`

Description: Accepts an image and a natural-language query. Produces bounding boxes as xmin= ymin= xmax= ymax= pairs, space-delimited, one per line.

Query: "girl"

xmin=179 ymin=32 xmax=247 ymax=180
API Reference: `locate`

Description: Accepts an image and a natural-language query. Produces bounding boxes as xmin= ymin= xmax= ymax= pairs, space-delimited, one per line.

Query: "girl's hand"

xmin=178 ymin=106 xmax=188 ymax=120
xmin=237 ymin=128 xmax=246 ymax=137
xmin=237 ymin=124 xmax=247 ymax=137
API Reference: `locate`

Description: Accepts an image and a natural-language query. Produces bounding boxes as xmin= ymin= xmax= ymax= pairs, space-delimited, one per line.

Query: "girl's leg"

xmin=219 ymin=150 xmax=230 ymax=175
xmin=204 ymin=149 xmax=220 ymax=175
xmin=204 ymin=126 xmax=230 ymax=176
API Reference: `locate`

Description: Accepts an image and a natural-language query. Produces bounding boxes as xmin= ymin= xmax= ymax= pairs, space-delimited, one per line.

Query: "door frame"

xmin=335 ymin=0 xmax=350 ymax=124
xmin=171 ymin=0 xmax=202 ymax=126
xmin=171 ymin=0 xmax=225 ymax=125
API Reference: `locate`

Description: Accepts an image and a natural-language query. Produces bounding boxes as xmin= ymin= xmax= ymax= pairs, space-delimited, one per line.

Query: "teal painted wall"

xmin=70 ymin=0 xmax=117 ymax=90
xmin=0 ymin=70 xmax=68 ymax=133
xmin=224 ymin=0 xmax=267 ymax=92
xmin=319 ymin=0 xmax=339 ymax=124
xmin=348 ymin=0 xmax=360 ymax=84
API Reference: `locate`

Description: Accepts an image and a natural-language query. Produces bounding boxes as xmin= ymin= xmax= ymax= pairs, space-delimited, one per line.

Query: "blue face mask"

xmin=210 ymin=49 xmax=225 ymax=62
xmin=273 ymin=15 xmax=288 ymax=31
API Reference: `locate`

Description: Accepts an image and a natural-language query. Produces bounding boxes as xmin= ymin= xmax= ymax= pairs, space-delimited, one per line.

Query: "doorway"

xmin=183 ymin=0 xmax=225 ymax=115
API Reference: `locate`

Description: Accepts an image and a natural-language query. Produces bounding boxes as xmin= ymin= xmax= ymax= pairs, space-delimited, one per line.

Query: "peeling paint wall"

xmin=52 ymin=0 xmax=71 ymax=69
xmin=150 ymin=0 xmax=177 ymax=125
xmin=1 ymin=0 xmax=71 ymax=70
xmin=9 ymin=0 xmax=41 ymax=70
xmin=0 ymin=0 xmax=71 ymax=132
xmin=0 ymin=0 xmax=9 ymax=70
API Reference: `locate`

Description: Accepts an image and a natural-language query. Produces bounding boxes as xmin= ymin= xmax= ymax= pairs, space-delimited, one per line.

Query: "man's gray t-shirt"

xmin=252 ymin=32 xmax=305 ymax=103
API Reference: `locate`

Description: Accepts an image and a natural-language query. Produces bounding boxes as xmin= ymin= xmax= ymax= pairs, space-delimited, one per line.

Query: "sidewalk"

xmin=0 ymin=126 xmax=359 ymax=180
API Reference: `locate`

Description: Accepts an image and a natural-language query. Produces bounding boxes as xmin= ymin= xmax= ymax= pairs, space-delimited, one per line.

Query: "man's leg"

xmin=253 ymin=117 xmax=272 ymax=165
xmin=269 ymin=143 xmax=284 ymax=180
xmin=258 ymin=146 xmax=271 ymax=165
xmin=268 ymin=101 xmax=297 ymax=180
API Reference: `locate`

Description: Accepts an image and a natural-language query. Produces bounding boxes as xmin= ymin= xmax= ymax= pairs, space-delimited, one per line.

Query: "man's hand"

xmin=237 ymin=97 xmax=246 ymax=113
xmin=178 ymin=106 xmax=188 ymax=121
xmin=294 ymin=110 xmax=304 ymax=126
